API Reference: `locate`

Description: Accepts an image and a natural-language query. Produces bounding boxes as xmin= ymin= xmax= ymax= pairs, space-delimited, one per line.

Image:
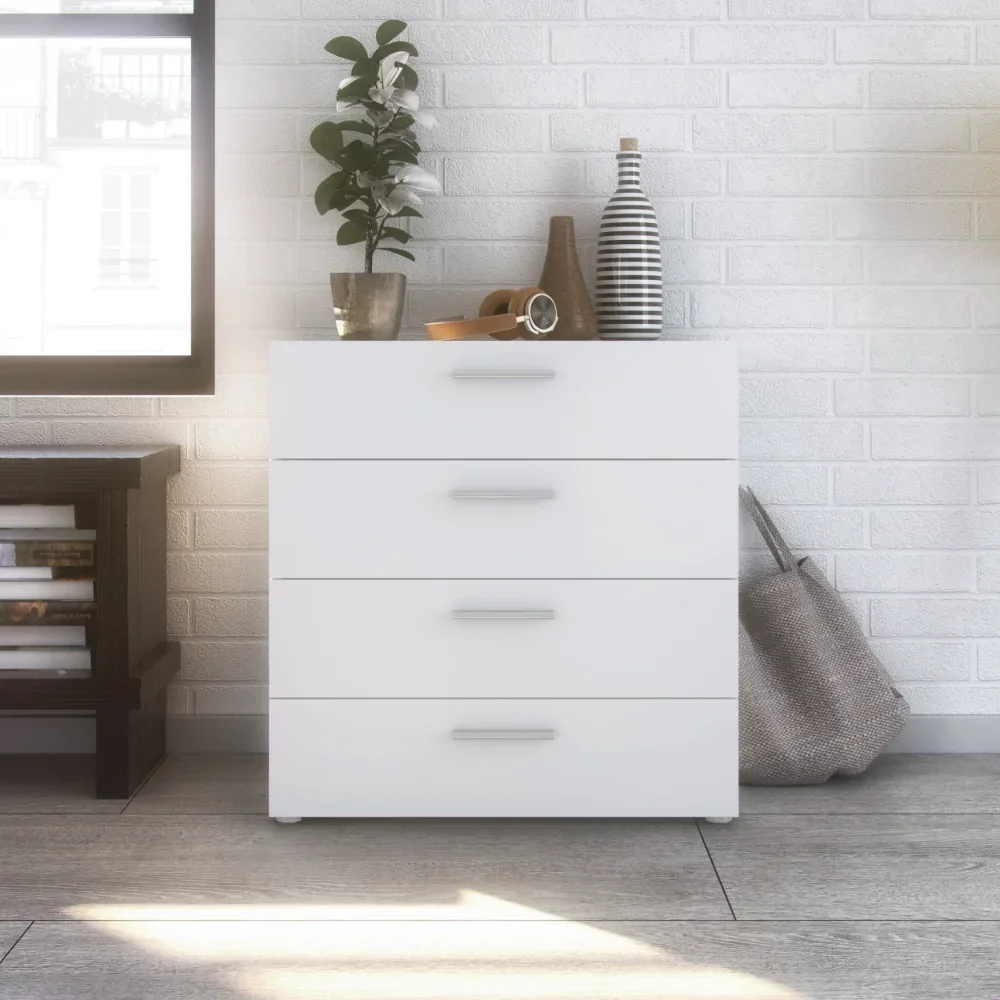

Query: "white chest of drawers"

xmin=268 ymin=340 xmax=739 ymax=821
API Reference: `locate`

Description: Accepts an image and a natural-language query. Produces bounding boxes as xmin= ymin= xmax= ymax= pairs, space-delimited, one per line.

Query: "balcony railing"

xmin=0 ymin=107 xmax=43 ymax=163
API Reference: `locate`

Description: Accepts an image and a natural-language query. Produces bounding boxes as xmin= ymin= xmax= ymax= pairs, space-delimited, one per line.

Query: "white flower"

xmin=368 ymin=53 xmax=407 ymax=106
xmin=394 ymin=164 xmax=440 ymax=193
xmin=380 ymin=51 xmax=408 ymax=88
xmin=388 ymin=88 xmax=418 ymax=111
xmin=364 ymin=51 xmax=437 ymax=128
xmin=371 ymin=165 xmax=441 ymax=216
xmin=386 ymin=88 xmax=437 ymax=127
xmin=367 ymin=85 xmax=394 ymax=106
xmin=368 ymin=83 xmax=416 ymax=114
xmin=373 ymin=182 xmax=422 ymax=215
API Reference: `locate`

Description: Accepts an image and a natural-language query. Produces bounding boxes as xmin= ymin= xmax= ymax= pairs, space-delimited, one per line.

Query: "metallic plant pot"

xmin=329 ymin=273 xmax=406 ymax=340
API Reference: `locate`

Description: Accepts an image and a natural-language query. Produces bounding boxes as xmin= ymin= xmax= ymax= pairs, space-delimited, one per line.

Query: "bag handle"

xmin=739 ymin=486 xmax=796 ymax=572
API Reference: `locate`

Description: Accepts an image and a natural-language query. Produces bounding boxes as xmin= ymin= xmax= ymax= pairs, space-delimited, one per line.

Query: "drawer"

xmin=269 ymin=341 xmax=737 ymax=460
xmin=269 ymin=699 xmax=739 ymax=818
xmin=269 ymin=460 xmax=737 ymax=579
xmin=270 ymin=579 xmax=737 ymax=698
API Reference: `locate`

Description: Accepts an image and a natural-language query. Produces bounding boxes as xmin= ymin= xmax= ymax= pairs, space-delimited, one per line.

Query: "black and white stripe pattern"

xmin=596 ymin=151 xmax=663 ymax=340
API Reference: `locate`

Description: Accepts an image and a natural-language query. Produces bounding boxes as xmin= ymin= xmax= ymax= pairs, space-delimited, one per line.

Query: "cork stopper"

xmin=620 ymin=137 xmax=639 ymax=151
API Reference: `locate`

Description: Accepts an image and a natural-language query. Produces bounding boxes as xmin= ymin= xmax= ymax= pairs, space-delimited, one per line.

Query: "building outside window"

xmin=100 ymin=171 xmax=153 ymax=285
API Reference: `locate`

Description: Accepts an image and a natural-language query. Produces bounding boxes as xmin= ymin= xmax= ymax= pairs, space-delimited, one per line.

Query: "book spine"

xmin=0 ymin=541 xmax=94 ymax=568
xmin=0 ymin=601 xmax=95 ymax=626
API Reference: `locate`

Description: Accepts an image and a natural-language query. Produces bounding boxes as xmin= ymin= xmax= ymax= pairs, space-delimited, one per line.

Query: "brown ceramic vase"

xmin=538 ymin=216 xmax=597 ymax=341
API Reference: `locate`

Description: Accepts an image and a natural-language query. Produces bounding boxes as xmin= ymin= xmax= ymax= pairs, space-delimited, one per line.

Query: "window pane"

xmin=0 ymin=37 xmax=191 ymax=355
xmin=100 ymin=209 xmax=121 ymax=245
xmin=130 ymin=172 xmax=150 ymax=209
xmin=0 ymin=1 xmax=194 ymax=12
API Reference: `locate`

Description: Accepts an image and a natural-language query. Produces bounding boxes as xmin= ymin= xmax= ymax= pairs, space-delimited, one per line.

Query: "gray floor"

xmin=0 ymin=754 xmax=997 ymax=999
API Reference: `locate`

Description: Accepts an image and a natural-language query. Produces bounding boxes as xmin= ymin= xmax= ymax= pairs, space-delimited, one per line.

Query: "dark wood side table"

xmin=0 ymin=446 xmax=181 ymax=798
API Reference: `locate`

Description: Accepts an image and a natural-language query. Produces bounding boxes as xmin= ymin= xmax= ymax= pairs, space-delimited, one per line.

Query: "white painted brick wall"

xmin=835 ymin=466 xmax=973 ymax=505
xmin=835 ymin=25 xmax=971 ymax=64
xmin=692 ymin=25 xmax=828 ymax=64
xmin=728 ymin=69 xmax=864 ymax=108
xmin=740 ymin=377 xmax=830 ymax=417
xmin=693 ymin=112 xmax=829 ymax=152
xmin=738 ymin=333 xmax=863 ymax=372
xmin=835 ymin=379 xmax=972 ymax=417
xmin=836 ymin=553 xmax=974 ymax=593
xmin=16 ymin=2 xmax=1000 ymax=720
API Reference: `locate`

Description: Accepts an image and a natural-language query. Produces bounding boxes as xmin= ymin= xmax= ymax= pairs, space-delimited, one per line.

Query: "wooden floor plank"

xmin=0 ymin=922 xmax=30 ymax=964
xmin=741 ymin=754 xmax=1000 ymax=815
xmin=124 ymin=754 xmax=267 ymax=815
xmin=701 ymin=814 xmax=1000 ymax=920
xmin=1 ymin=919 xmax=996 ymax=999
xmin=0 ymin=815 xmax=730 ymax=921
xmin=0 ymin=756 xmax=126 ymax=815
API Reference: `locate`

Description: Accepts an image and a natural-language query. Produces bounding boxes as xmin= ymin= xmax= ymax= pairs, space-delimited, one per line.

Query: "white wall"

xmin=8 ymin=0 xmax=1000 ymax=721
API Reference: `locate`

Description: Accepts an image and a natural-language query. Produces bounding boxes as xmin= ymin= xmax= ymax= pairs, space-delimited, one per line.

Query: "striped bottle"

xmin=596 ymin=138 xmax=663 ymax=340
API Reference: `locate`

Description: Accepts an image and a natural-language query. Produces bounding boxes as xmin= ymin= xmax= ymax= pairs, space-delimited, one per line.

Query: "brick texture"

xmin=61 ymin=4 xmax=1000 ymax=720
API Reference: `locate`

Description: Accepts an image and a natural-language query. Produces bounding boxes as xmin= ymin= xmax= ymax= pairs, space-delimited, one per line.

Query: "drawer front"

xmin=269 ymin=699 xmax=739 ymax=818
xmin=269 ymin=460 xmax=737 ymax=579
xmin=270 ymin=579 xmax=737 ymax=698
xmin=270 ymin=341 xmax=737 ymax=460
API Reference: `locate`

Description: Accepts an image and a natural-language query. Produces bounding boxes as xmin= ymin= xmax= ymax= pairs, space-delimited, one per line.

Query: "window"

xmin=0 ymin=0 xmax=213 ymax=394
xmin=101 ymin=172 xmax=153 ymax=285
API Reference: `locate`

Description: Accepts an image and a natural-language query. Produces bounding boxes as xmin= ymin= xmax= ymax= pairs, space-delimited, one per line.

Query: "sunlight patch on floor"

xmin=64 ymin=890 xmax=566 ymax=922
xmin=65 ymin=894 xmax=808 ymax=1000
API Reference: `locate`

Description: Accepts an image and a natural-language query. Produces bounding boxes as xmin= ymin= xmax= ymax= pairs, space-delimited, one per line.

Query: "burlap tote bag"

xmin=739 ymin=487 xmax=909 ymax=786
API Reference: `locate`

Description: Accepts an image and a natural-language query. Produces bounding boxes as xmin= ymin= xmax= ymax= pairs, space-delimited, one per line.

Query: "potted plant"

xmin=311 ymin=19 xmax=440 ymax=340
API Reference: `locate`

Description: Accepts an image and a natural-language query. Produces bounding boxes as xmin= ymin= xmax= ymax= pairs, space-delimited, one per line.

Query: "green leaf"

xmin=391 ymin=206 xmax=422 ymax=219
xmin=310 ymin=121 xmax=343 ymax=161
xmin=371 ymin=41 xmax=418 ymax=63
xmin=381 ymin=226 xmax=412 ymax=244
xmin=337 ymin=220 xmax=368 ymax=245
xmin=375 ymin=19 xmax=407 ymax=45
xmin=314 ymin=172 xmax=346 ymax=215
xmin=379 ymin=138 xmax=416 ymax=153
xmin=397 ymin=64 xmax=418 ymax=91
xmin=351 ymin=58 xmax=374 ymax=76
xmin=330 ymin=188 xmax=362 ymax=212
xmin=337 ymin=75 xmax=376 ymax=100
xmin=366 ymin=105 xmax=396 ymax=128
xmin=379 ymin=246 xmax=415 ymax=262
xmin=340 ymin=120 xmax=374 ymax=135
xmin=325 ymin=36 xmax=367 ymax=62
xmin=388 ymin=127 xmax=417 ymax=143
xmin=381 ymin=147 xmax=419 ymax=165
xmin=340 ymin=138 xmax=375 ymax=172
xmin=391 ymin=114 xmax=415 ymax=131
xmin=342 ymin=208 xmax=372 ymax=227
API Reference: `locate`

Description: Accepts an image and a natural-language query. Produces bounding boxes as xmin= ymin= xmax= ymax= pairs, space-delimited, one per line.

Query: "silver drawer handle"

xmin=451 ymin=728 xmax=557 ymax=741
xmin=451 ymin=370 xmax=556 ymax=380
xmin=451 ymin=489 xmax=555 ymax=500
xmin=452 ymin=609 xmax=556 ymax=620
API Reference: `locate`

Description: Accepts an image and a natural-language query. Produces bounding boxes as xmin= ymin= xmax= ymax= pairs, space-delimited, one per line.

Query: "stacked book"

xmin=0 ymin=504 xmax=95 ymax=676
